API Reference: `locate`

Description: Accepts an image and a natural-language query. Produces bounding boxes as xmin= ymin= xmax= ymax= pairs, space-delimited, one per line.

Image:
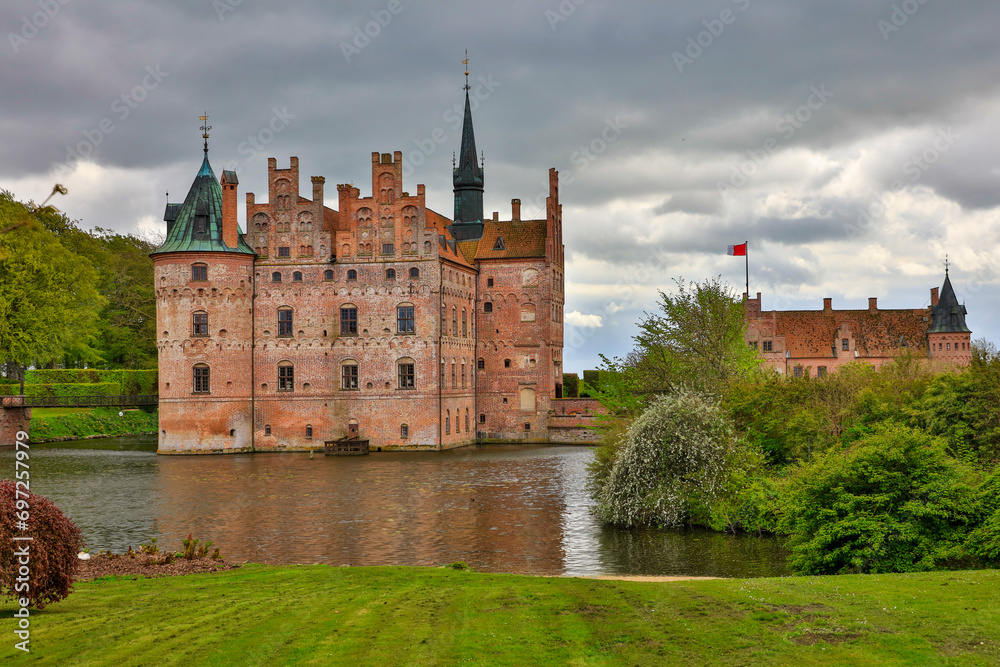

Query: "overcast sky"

xmin=3 ymin=0 xmax=1000 ymax=373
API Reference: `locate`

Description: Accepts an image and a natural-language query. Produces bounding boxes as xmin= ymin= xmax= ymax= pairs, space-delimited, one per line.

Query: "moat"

xmin=3 ymin=437 xmax=790 ymax=578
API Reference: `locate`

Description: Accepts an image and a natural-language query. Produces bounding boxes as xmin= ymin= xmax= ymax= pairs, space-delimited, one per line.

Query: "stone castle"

xmin=150 ymin=86 xmax=600 ymax=454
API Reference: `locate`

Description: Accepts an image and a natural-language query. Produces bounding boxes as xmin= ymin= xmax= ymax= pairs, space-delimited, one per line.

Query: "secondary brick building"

xmin=743 ymin=272 xmax=972 ymax=377
xmin=152 ymin=87 xmax=570 ymax=453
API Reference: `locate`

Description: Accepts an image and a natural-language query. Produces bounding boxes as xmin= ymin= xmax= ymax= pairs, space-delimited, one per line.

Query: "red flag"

xmin=727 ymin=243 xmax=746 ymax=256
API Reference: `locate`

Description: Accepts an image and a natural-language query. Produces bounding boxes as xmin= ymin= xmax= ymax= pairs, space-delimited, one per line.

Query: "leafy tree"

xmin=780 ymin=423 xmax=978 ymax=575
xmin=629 ymin=276 xmax=759 ymax=397
xmin=0 ymin=193 xmax=103 ymax=376
xmin=592 ymin=389 xmax=757 ymax=528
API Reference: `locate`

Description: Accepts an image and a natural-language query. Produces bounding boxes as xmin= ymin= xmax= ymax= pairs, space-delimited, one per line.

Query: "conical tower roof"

xmin=929 ymin=272 xmax=971 ymax=334
xmin=151 ymin=153 xmax=254 ymax=256
xmin=452 ymin=84 xmax=485 ymax=234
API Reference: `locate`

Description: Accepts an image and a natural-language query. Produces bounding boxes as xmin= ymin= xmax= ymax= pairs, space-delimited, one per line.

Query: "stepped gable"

xmin=152 ymin=154 xmax=255 ymax=256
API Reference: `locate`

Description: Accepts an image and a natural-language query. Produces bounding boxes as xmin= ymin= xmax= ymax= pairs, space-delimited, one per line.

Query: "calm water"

xmin=1 ymin=436 xmax=789 ymax=577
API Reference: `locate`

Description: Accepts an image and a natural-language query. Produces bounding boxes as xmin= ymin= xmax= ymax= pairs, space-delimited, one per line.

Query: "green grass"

xmin=2 ymin=566 xmax=997 ymax=665
xmin=30 ymin=407 xmax=157 ymax=440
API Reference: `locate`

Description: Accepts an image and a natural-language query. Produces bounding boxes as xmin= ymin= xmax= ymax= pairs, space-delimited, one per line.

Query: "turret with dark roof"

xmin=929 ymin=271 xmax=971 ymax=334
xmin=151 ymin=153 xmax=255 ymax=256
xmin=450 ymin=80 xmax=485 ymax=240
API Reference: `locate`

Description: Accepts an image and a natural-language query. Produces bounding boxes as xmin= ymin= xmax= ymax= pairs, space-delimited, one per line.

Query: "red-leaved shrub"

xmin=0 ymin=479 xmax=84 ymax=608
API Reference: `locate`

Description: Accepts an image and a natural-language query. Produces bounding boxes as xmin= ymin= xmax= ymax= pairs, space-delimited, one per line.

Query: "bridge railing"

xmin=0 ymin=394 xmax=158 ymax=409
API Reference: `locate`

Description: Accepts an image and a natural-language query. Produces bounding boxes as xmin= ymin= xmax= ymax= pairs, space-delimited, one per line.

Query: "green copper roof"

xmin=151 ymin=154 xmax=255 ymax=256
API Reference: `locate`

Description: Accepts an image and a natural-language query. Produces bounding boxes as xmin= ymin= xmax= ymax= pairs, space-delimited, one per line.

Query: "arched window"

xmin=293 ymin=271 xmax=303 ymax=282
xmin=193 ymin=364 xmax=210 ymax=393
xmin=461 ymin=361 xmax=466 ymax=388
xmin=386 ymin=268 xmax=396 ymax=280
xmin=401 ymin=423 xmax=409 ymax=438
xmin=451 ymin=359 xmax=457 ymax=389
xmin=347 ymin=269 xmax=357 ymax=281
xmin=462 ymin=309 xmax=467 ymax=337
xmin=445 ymin=410 xmax=451 ymax=435
xmin=324 ymin=269 xmax=334 ymax=281
xmin=191 ymin=263 xmax=208 ymax=281
xmin=341 ymin=360 xmax=359 ymax=390
xmin=192 ymin=311 xmax=208 ymax=337
xmin=409 ymin=267 xmax=419 ymax=279
xmin=397 ymin=357 xmax=415 ymax=389
xmin=397 ymin=303 xmax=415 ymax=333
xmin=272 ymin=272 xmax=282 ymax=283
xmin=452 ymin=306 xmax=457 ymax=336
xmin=465 ymin=409 xmax=470 ymax=432
xmin=306 ymin=425 xmax=313 ymax=438
xmin=278 ymin=361 xmax=294 ymax=391
xmin=519 ymin=387 xmax=536 ymax=411
xmin=277 ymin=307 xmax=293 ymax=337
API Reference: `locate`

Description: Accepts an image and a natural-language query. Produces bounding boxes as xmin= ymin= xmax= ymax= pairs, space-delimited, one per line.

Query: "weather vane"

xmin=944 ymin=253 xmax=949 ymax=276
xmin=462 ymin=50 xmax=470 ymax=91
xmin=199 ymin=112 xmax=212 ymax=153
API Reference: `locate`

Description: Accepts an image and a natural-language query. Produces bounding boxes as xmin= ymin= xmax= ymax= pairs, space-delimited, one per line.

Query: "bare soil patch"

xmin=74 ymin=554 xmax=243 ymax=582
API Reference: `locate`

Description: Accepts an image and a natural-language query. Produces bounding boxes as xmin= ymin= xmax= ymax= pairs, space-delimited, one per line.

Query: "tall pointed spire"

xmin=452 ymin=51 xmax=484 ymax=238
xmin=929 ymin=265 xmax=971 ymax=334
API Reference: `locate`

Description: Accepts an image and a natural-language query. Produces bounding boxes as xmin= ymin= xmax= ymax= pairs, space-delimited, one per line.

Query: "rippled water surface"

xmin=2 ymin=437 xmax=789 ymax=577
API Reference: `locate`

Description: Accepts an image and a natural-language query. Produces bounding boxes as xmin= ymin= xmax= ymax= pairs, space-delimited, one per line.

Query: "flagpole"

xmin=745 ymin=240 xmax=749 ymax=299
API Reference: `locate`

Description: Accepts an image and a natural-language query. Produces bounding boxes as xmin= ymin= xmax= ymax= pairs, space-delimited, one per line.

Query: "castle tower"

xmin=927 ymin=267 xmax=972 ymax=363
xmin=450 ymin=60 xmax=485 ymax=241
xmin=151 ymin=134 xmax=257 ymax=453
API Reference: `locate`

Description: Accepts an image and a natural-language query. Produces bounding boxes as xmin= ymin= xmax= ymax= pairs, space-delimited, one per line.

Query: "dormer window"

xmin=493 ymin=237 xmax=505 ymax=251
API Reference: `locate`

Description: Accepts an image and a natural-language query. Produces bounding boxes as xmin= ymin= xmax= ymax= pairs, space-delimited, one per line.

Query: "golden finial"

xmin=462 ymin=50 xmax=470 ymax=91
xmin=199 ymin=112 xmax=212 ymax=153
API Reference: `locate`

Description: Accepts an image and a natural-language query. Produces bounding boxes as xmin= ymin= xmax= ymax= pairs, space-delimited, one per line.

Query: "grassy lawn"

xmin=30 ymin=408 xmax=93 ymax=418
xmin=1 ymin=566 xmax=997 ymax=665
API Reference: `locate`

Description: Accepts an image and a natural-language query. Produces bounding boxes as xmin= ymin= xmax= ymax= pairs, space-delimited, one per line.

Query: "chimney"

xmin=221 ymin=171 xmax=239 ymax=248
xmin=511 ymin=198 xmax=521 ymax=222
xmin=493 ymin=211 xmax=499 ymax=221
xmin=930 ymin=287 xmax=939 ymax=307
xmin=823 ymin=298 xmax=832 ymax=312
xmin=311 ymin=176 xmax=325 ymax=208
xmin=868 ymin=297 xmax=877 ymax=311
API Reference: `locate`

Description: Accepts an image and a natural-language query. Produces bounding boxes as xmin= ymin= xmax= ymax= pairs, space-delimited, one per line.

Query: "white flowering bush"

xmin=594 ymin=390 xmax=738 ymax=528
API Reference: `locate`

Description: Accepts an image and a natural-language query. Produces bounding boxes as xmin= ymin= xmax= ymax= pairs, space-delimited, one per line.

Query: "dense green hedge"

xmin=31 ymin=407 xmax=158 ymax=440
xmin=563 ymin=373 xmax=580 ymax=398
xmin=8 ymin=383 xmax=121 ymax=397
xmin=21 ymin=370 xmax=157 ymax=394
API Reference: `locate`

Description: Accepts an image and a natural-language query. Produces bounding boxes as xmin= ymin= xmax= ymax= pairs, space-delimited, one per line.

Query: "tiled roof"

xmin=929 ymin=275 xmax=971 ymax=333
xmin=474 ymin=219 xmax=547 ymax=260
xmin=425 ymin=208 xmax=475 ymax=268
xmin=152 ymin=154 xmax=255 ymax=256
xmin=767 ymin=309 xmax=930 ymax=358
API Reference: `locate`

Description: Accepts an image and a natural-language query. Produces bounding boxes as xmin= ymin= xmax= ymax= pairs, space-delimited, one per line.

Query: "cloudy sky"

xmin=3 ymin=0 xmax=1000 ymax=373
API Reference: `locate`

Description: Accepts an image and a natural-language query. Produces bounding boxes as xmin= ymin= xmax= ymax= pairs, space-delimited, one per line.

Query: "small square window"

xmin=763 ymin=340 xmax=773 ymax=352
xmin=272 ymin=272 xmax=282 ymax=282
xmin=504 ymin=359 xmax=511 ymax=368
xmin=264 ymin=425 xmax=271 ymax=436
xmin=382 ymin=243 xmax=395 ymax=255
xmin=401 ymin=424 xmax=409 ymax=438
xmin=293 ymin=271 xmax=303 ymax=282
xmin=324 ymin=270 xmax=334 ymax=281
xmin=347 ymin=269 xmax=357 ymax=281
xmin=793 ymin=366 xmax=803 ymax=378
xmin=818 ymin=366 xmax=827 ymax=377
xmin=278 ymin=247 xmax=290 ymax=257
xmin=306 ymin=425 xmax=313 ymax=439
xmin=479 ymin=414 xmax=486 ymax=424
xmin=477 ymin=358 xmax=484 ymax=370
xmin=386 ymin=268 xmax=396 ymax=280
xmin=487 ymin=277 xmax=494 ymax=287
xmin=191 ymin=264 xmax=208 ymax=281
xmin=484 ymin=302 xmax=493 ymax=313
xmin=842 ymin=338 xmax=849 ymax=351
